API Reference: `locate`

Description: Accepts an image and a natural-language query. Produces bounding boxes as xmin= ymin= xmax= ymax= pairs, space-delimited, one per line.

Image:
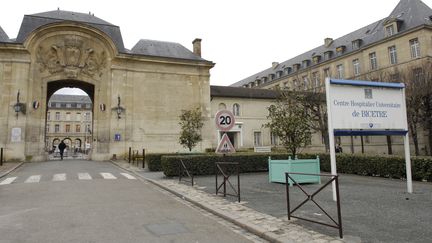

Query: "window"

xmin=352 ymin=59 xmax=361 ymax=76
xmin=390 ymin=73 xmax=400 ymax=82
xmin=410 ymin=38 xmax=420 ymax=59
xmin=312 ymin=72 xmax=320 ymax=90
xmin=293 ymin=79 xmax=298 ymax=90
xmin=85 ymin=112 xmax=91 ymax=121
xmin=386 ymin=25 xmax=394 ymax=37
xmin=76 ymin=112 xmax=81 ymax=121
xmin=46 ymin=124 xmax=49 ymax=133
xmin=271 ymin=132 xmax=278 ymax=146
xmin=369 ymin=52 xmax=378 ymax=70
xmin=283 ymin=82 xmax=288 ymax=89
xmin=76 ymin=124 xmax=81 ymax=133
xmin=47 ymin=112 xmax=50 ymax=121
xmin=336 ymin=46 xmax=345 ymax=56
xmin=77 ymin=103 xmax=82 ymax=108
xmin=218 ymin=103 xmax=226 ymax=110
xmin=336 ymin=64 xmax=344 ymax=79
xmin=66 ymin=103 xmax=71 ymax=108
xmin=302 ymin=76 xmax=309 ymax=90
xmin=55 ymin=124 xmax=60 ymax=133
xmin=55 ymin=112 xmax=60 ymax=120
xmin=65 ymin=124 xmax=71 ymax=133
xmin=86 ymin=124 xmax=91 ymax=134
xmin=388 ymin=46 xmax=397 ymax=64
xmin=324 ymin=68 xmax=331 ymax=78
xmin=324 ymin=51 xmax=332 ymax=60
xmin=413 ymin=68 xmax=424 ymax=82
xmin=352 ymin=39 xmax=361 ymax=50
xmin=55 ymin=103 xmax=61 ymax=108
xmin=232 ymin=103 xmax=240 ymax=116
xmin=86 ymin=104 xmax=91 ymax=109
xmin=66 ymin=112 xmax=71 ymax=121
xmin=254 ymin=132 xmax=262 ymax=146
xmin=284 ymin=67 xmax=292 ymax=75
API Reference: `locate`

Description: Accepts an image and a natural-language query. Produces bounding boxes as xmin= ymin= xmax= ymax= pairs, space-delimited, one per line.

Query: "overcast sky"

xmin=2 ymin=0 xmax=430 ymax=95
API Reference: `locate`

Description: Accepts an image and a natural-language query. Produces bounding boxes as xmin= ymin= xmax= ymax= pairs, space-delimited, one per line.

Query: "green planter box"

xmin=268 ymin=156 xmax=321 ymax=186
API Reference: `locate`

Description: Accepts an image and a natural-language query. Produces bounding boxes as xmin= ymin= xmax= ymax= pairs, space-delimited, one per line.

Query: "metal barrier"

xmin=285 ymin=172 xmax=343 ymax=238
xmin=128 ymin=148 xmax=145 ymax=168
xmin=128 ymin=147 xmax=131 ymax=163
xmin=178 ymin=159 xmax=194 ymax=186
xmin=215 ymin=162 xmax=240 ymax=202
xmin=0 ymin=147 xmax=3 ymax=166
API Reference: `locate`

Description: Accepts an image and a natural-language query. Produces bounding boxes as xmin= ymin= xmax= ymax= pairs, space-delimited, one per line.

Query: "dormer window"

xmin=284 ymin=67 xmax=292 ymax=75
xmin=336 ymin=46 xmax=346 ymax=56
xmin=302 ymin=60 xmax=310 ymax=68
xmin=276 ymin=71 xmax=283 ymax=78
xmin=269 ymin=74 xmax=275 ymax=80
xmin=352 ymin=39 xmax=362 ymax=50
xmin=312 ymin=55 xmax=321 ymax=64
xmin=293 ymin=63 xmax=301 ymax=72
xmin=324 ymin=51 xmax=333 ymax=60
xmin=386 ymin=25 xmax=395 ymax=37
xmin=261 ymin=77 xmax=267 ymax=83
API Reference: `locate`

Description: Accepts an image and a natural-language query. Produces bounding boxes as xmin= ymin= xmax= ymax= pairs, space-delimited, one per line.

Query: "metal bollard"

xmin=128 ymin=147 xmax=131 ymax=163
xmin=142 ymin=149 xmax=145 ymax=168
xmin=0 ymin=147 xmax=3 ymax=166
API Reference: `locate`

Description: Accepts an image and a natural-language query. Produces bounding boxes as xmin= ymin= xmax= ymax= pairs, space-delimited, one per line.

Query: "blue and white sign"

xmin=326 ymin=78 xmax=412 ymax=199
xmin=328 ymin=79 xmax=407 ymax=131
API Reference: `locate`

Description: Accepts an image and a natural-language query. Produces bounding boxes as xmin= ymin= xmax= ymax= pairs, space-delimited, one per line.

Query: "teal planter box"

xmin=268 ymin=156 xmax=321 ymax=186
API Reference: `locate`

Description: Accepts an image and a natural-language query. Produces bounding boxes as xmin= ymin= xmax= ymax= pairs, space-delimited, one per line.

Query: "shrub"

xmin=146 ymin=153 xmax=205 ymax=171
xmin=160 ymin=153 xmax=432 ymax=182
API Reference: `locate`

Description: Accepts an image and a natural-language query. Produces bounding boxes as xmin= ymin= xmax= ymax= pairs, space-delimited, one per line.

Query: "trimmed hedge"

xmin=160 ymin=153 xmax=432 ymax=182
xmin=146 ymin=153 xmax=205 ymax=171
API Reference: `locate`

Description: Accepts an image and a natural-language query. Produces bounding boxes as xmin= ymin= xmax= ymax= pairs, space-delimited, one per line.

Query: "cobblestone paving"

xmin=112 ymin=161 xmax=361 ymax=242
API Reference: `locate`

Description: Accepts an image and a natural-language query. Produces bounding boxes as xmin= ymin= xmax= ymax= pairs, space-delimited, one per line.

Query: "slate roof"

xmin=9 ymin=9 xmax=205 ymax=61
xmin=50 ymin=94 xmax=92 ymax=104
xmin=131 ymin=39 xmax=205 ymax=61
xmin=210 ymin=85 xmax=278 ymax=99
xmin=15 ymin=10 xmax=126 ymax=52
xmin=0 ymin=26 xmax=9 ymax=42
xmin=231 ymin=0 xmax=432 ymax=87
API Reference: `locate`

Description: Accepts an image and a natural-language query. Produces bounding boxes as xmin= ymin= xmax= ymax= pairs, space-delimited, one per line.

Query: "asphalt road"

xmin=0 ymin=160 xmax=259 ymax=243
xmin=192 ymin=172 xmax=432 ymax=243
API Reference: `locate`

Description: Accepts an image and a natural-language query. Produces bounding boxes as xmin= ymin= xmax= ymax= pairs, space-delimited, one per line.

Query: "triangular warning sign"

xmin=216 ymin=133 xmax=236 ymax=154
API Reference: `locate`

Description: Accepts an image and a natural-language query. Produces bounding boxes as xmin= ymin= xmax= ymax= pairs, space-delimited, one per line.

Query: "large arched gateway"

xmin=0 ymin=10 xmax=214 ymax=161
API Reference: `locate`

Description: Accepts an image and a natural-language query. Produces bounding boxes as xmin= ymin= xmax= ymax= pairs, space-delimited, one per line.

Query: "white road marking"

xmin=25 ymin=175 xmax=41 ymax=183
xmin=53 ymin=173 xmax=66 ymax=181
xmin=120 ymin=173 xmax=136 ymax=180
xmin=100 ymin=173 xmax=116 ymax=179
xmin=0 ymin=177 xmax=17 ymax=185
xmin=78 ymin=173 xmax=92 ymax=180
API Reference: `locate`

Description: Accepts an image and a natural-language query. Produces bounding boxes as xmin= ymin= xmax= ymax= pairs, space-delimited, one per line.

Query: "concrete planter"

xmin=268 ymin=156 xmax=321 ymax=186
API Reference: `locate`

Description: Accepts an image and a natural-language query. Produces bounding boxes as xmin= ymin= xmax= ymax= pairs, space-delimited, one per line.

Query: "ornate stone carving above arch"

xmin=36 ymin=35 xmax=107 ymax=79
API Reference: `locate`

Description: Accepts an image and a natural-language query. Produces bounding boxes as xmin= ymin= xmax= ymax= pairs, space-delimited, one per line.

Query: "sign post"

xmin=215 ymin=110 xmax=236 ymax=154
xmin=326 ymin=78 xmax=412 ymax=200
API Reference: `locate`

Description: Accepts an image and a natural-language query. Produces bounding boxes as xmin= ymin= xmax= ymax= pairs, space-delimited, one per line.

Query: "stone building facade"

xmin=45 ymin=94 xmax=93 ymax=153
xmin=0 ymin=10 xmax=214 ymax=161
xmin=231 ymin=0 xmax=432 ymax=155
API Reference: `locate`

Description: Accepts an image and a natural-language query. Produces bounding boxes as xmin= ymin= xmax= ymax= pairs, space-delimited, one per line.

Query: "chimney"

xmin=192 ymin=38 xmax=202 ymax=57
xmin=272 ymin=62 xmax=279 ymax=69
xmin=324 ymin=38 xmax=333 ymax=47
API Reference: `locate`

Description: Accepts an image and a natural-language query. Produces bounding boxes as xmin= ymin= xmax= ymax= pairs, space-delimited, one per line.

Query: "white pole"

xmin=404 ymin=134 xmax=413 ymax=193
xmin=325 ymin=78 xmax=338 ymax=201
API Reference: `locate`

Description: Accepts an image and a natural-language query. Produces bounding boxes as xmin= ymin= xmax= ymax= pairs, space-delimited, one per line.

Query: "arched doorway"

xmin=45 ymin=81 xmax=94 ymax=160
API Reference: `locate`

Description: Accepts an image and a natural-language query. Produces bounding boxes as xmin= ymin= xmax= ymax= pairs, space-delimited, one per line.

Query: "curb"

xmin=108 ymin=160 xmax=284 ymax=243
xmin=0 ymin=162 xmax=25 ymax=179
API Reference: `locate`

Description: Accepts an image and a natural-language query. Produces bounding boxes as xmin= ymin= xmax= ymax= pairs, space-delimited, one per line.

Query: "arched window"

xmin=233 ymin=103 xmax=240 ymax=116
xmin=218 ymin=103 xmax=226 ymax=110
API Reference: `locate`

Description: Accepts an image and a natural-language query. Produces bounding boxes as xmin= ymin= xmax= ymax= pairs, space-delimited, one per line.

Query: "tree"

xmin=265 ymin=91 xmax=311 ymax=157
xmin=178 ymin=108 xmax=204 ymax=152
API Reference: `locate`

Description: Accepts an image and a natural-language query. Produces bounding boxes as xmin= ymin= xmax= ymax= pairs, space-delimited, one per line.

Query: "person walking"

xmin=58 ymin=140 xmax=67 ymax=160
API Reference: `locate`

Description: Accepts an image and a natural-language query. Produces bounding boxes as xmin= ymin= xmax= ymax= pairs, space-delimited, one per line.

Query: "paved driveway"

xmin=191 ymin=172 xmax=432 ymax=243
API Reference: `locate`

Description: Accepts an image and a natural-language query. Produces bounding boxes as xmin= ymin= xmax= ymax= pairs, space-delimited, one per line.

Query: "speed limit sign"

xmin=215 ymin=110 xmax=235 ymax=131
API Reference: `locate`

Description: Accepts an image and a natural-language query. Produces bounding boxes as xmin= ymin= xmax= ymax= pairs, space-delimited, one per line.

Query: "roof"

xmin=231 ymin=0 xmax=432 ymax=87
xmin=210 ymin=85 xmax=278 ymax=99
xmin=0 ymin=26 xmax=9 ymax=42
xmin=50 ymin=94 xmax=92 ymax=103
xmin=15 ymin=10 xmax=125 ymax=51
xmin=131 ymin=39 xmax=205 ymax=61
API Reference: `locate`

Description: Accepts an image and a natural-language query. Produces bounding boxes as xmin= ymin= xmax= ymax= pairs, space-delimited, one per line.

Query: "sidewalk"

xmin=111 ymin=160 xmax=351 ymax=243
xmin=0 ymin=162 xmax=24 ymax=179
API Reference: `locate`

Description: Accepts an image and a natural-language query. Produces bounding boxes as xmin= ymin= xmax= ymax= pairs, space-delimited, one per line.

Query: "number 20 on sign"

xmin=215 ymin=110 xmax=235 ymax=131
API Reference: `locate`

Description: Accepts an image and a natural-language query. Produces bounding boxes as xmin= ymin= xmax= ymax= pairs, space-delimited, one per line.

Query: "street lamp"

xmin=13 ymin=90 xmax=26 ymax=117
xmin=112 ymin=95 xmax=125 ymax=119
